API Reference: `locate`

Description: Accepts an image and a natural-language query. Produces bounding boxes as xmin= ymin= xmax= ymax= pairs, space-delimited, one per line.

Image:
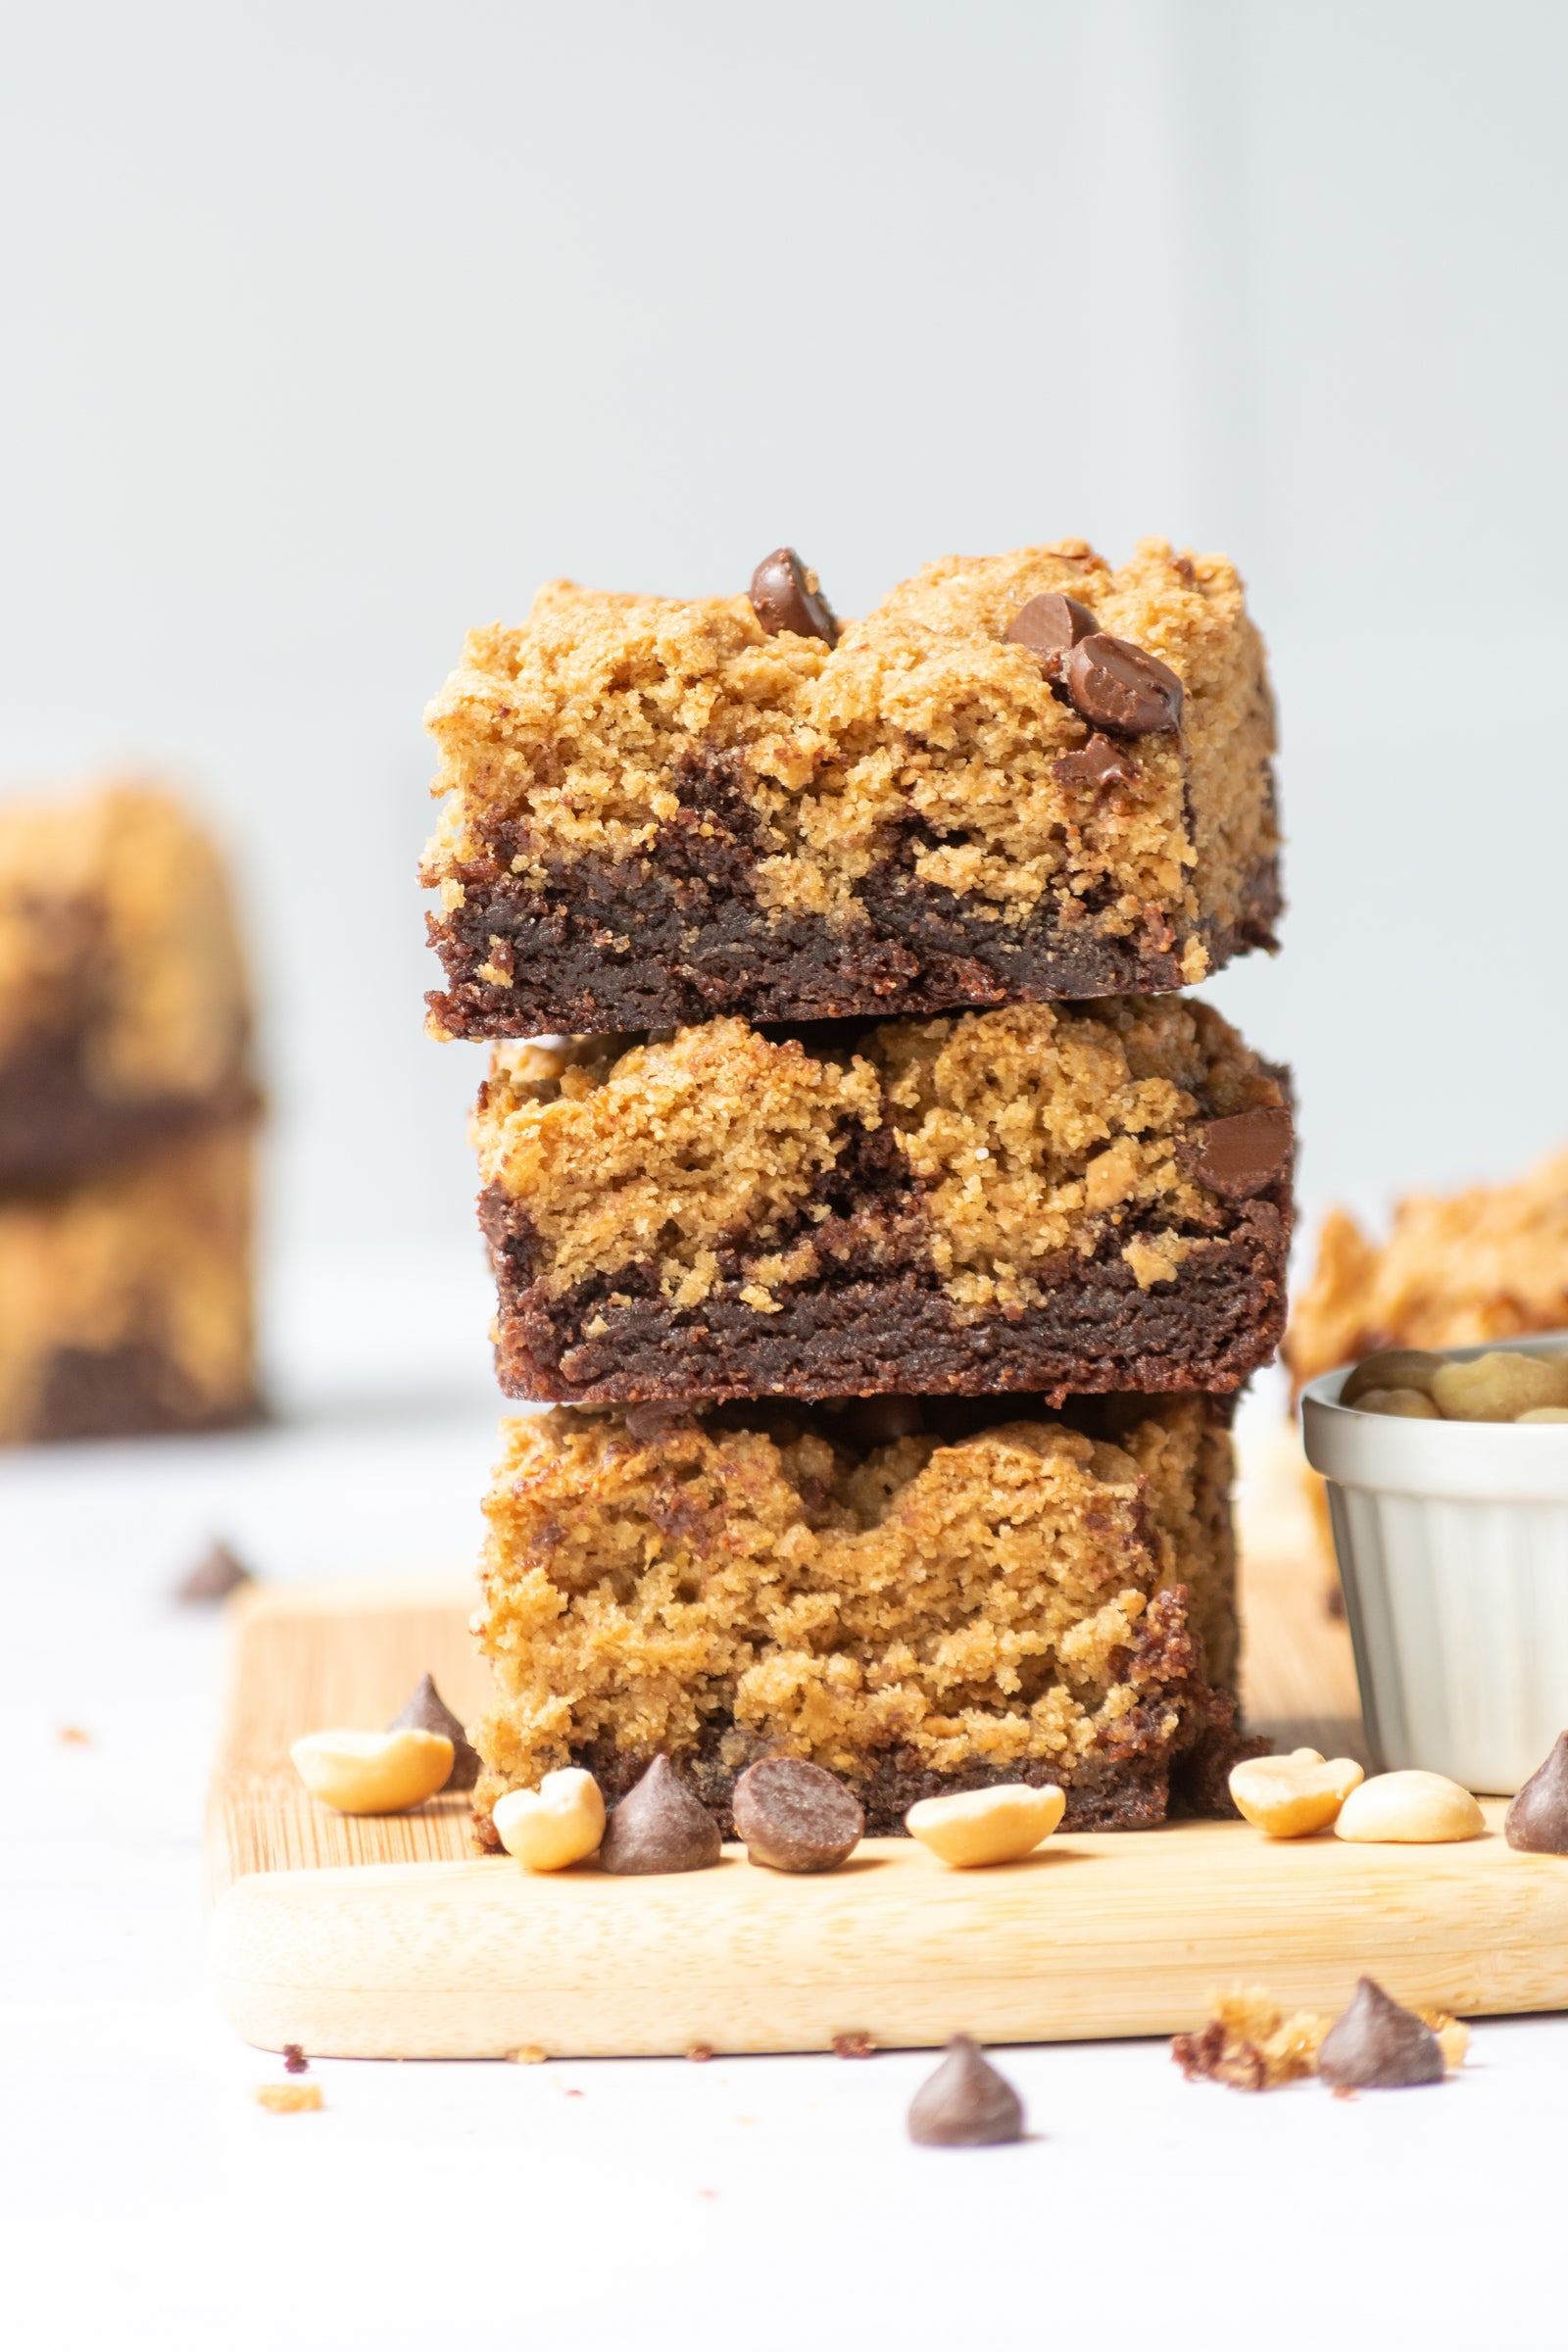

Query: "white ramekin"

xmin=1302 ymin=1333 xmax=1568 ymax=1793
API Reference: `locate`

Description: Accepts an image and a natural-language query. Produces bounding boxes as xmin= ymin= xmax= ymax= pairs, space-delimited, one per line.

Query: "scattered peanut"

xmin=1351 ymin=1388 xmax=1442 ymax=1419
xmin=254 ymin=2082 xmax=323 ymax=2113
xmin=1340 ymin=1349 xmax=1443 ymax=1405
xmin=291 ymin=1727 xmax=454 ymax=1815
xmin=1335 ymin=1770 xmax=1485 ymax=1843
xmin=1431 ymin=1350 xmax=1568 ymax=1423
xmin=906 ymin=1782 xmax=1065 ymax=1868
xmin=492 ymin=1768 xmax=606 ymax=1871
xmin=1229 ymin=1748 xmax=1364 ymax=1838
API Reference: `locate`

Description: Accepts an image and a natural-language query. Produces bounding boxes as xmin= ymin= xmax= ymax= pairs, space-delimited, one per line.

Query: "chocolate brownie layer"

xmin=427 ymin=815 xmax=1282 ymax=1035
xmin=0 ymin=1042 xmax=257 ymax=1185
xmin=424 ymin=537 xmax=1281 ymax=1037
xmin=33 ymin=1342 xmax=260 ymax=1443
xmin=473 ymin=997 xmax=1293 ymax=1406
xmin=470 ymin=1393 xmax=1245 ymax=1838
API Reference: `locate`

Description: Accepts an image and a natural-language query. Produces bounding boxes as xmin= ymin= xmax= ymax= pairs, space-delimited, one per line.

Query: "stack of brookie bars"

xmin=422 ymin=537 xmax=1293 ymax=1839
xmin=0 ymin=783 xmax=259 ymax=1446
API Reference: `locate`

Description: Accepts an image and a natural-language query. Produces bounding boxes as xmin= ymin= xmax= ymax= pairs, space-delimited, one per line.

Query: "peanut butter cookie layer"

xmin=469 ymin=1393 xmax=1249 ymax=1840
xmin=423 ymin=538 xmax=1281 ymax=1036
xmin=472 ymin=997 xmax=1293 ymax=1407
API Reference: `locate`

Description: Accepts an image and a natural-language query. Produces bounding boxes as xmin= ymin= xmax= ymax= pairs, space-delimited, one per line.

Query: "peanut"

xmin=1352 ymin=1388 xmax=1442 ymax=1419
xmin=1334 ymin=1770 xmax=1485 ymax=1843
xmin=291 ymin=1727 xmax=453 ymax=1815
xmin=492 ymin=1768 xmax=606 ymax=1871
xmin=1229 ymin=1747 xmax=1365 ymax=1838
xmin=1340 ymin=1349 xmax=1443 ymax=1405
xmin=1431 ymin=1350 xmax=1568 ymax=1423
xmin=906 ymin=1782 xmax=1064 ymax=1867
xmin=1517 ymin=1407 xmax=1568 ymax=1424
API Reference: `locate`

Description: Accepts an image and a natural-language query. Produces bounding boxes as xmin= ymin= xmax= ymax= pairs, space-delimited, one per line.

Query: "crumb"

xmin=697 ymin=2188 xmax=718 ymax=2201
xmin=832 ymin=2032 xmax=875 ymax=2059
xmin=564 ymin=2087 xmax=584 ymax=2098
xmin=686 ymin=2043 xmax=714 ymax=2063
xmin=509 ymin=2044 xmax=547 ymax=2065
xmin=58 ymin=1726 xmax=91 ymax=1746
xmin=281 ymin=2044 xmax=308 ymax=2075
xmin=254 ymin=2082 xmax=323 ymax=2114
xmin=1173 ymin=1986 xmax=1469 ymax=2090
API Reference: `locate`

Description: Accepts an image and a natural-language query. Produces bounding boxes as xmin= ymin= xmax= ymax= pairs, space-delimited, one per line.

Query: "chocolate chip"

xmin=176 ymin=1540 xmax=254 ymax=1603
xmin=1505 ymin=1732 xmax=1568 ymax=1852
xmin=597 ymin=1755 xmax=722 ymax=1876
xmin=1316 ymin=1978 xmax=1445 ymax=2089
xmin=838 ymin=1396 xmax=926 ymax=1448
xmin=387 ymin=1673 xmax=481 ymax=1791
xmin=281 ymin=2044 xmax=309 ymax=2075
xmin=733 ymin=1758 xmax=864 ymax=1873
xmin=1064 ymin=633 xmax=1183 ymax=735
xmin=906 ymin=2036 xmax=1025 ymax=2145
xmin=749 ymin=548 xmax=838 ymax=647
xmin=622 ymin=1401 xmax=698 ymax=1446
xmin=1051 ymin=733 xmax=1141 ymax=794
xmin=1004 ymin=592 xmax=1101 ymax=680
xmin=1190 ymin=1105 xmax=1293 ymax=1200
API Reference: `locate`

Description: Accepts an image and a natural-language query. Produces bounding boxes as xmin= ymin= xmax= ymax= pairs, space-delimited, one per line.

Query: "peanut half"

xmin=491 ymin=1768 xmax=606 ymax=1871
xmin=906 ymin=1783 xmax=1065 ymax=1868
xmin=1335 ymin=1770 xmax=1485 ymax=1843
xmin=1351 ymin=1388 xmax=1442 ymax=1419
xmin=291 ymin=1727 xmax=454 ymax=1815
xmin=1229 ymin=1748 xmax=1365 ymax=1838
xmin=1431 ymin=1350 xmax=1568 ymax=1423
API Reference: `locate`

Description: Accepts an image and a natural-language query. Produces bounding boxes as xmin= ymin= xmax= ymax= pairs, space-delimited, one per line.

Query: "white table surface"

xmin=7 ymin=1321 xmax=1568 ymax=2352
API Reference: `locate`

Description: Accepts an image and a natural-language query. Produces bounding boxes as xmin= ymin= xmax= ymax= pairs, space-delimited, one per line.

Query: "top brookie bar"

xmin=422 ymin=538 xmax=1281 ymax=1035
xmin=474 ymin=994 xmax=1293 ymax=1406
xmin=0 ymin=782 xmax=255 ymax=1183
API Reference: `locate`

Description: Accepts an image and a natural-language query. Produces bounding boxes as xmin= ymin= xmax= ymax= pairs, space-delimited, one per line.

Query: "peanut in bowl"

xmin=1303 ymin=1333 xmax=1568 ymax=1793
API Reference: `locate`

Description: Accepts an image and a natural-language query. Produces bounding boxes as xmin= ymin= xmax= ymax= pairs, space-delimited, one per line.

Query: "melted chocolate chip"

xmin=1505 ymin=1732 xmax=1568 ymax=1853
xmin=622 ymin=1401 xmax=698 ymax=1446
xmin=733 ymin=1758 xmax=864 ymax=1872
xmin=749 ymin=548 xmax=838 ymax=646
xmin=1190 ymin=1106 xmax=1293 ymax=1200
xmin=906 ymin=2036 xmax=1025 ymax=2144
xmin=597 ymin=1754 xmax=722 ymax=1876
xmin=1316 ymin=1978 xmax=1445 ymax=2089
xmin=387 ymin=1674 xmax=480 ymax=1790
xmin=176 ymin=1540 xmax=255 ymax=1603
xmin=1064 ymin=632 xmax=1183 ymax=735
xmin=1051 ymin=733 xmax=1141 ymax=794
xmin=1004 ymin=592 xmax=1101 ymax=680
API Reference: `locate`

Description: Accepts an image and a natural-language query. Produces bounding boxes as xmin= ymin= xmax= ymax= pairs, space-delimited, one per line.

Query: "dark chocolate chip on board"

xmin=733 ymin=1757 xmax=864 ymax=1873
xmin=749 ymin=548 xmax=838 ymax=646
xmin=388 ymin=1673 xmax=481 ymax=1790
xmin=176 ymin=1540 xmax=255 ymax=1603
xmin=598 ymin=1754 xmax=722 ymax=1875
xmin=1004 ymin=592 xmax=1101 ymax=680
xmin=1316 ymin=1978 xmax=1445 ymax=2090
xmin=1064 ymin=632 xmax=1183 ymax=734
xmin=907 ymin=2036 xmax=1026 ymax=2145
xmin=1190 ymin=1106 xmax=1293 ymax=1200
xmin=1505 ymin=1732 xmax=1568 ymax=1853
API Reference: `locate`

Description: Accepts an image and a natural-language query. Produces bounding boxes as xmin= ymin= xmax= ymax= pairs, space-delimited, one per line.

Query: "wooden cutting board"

xmin=207 ymin=1435 xmax=1568 ymax=2058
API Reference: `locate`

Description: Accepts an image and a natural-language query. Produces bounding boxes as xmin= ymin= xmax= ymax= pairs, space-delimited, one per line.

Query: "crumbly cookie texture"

xmin=476 ymin=996 xmax=1285 ymax=1314
xmin=0 ymin=1119 xmax=258 ymax=1444
xmin=422 ymin=539 xmax=1279 ymax=1033
xmin=0 ymin=781 xmax=251 ymax=1098
xmin=470 ymin=1394 xmax=1239 ymax=1836
xmin=1172 ymin=1987 xmax=1468 ymax=2092
xmin=1288 ymin=1151 xmax=1568 ymax=1389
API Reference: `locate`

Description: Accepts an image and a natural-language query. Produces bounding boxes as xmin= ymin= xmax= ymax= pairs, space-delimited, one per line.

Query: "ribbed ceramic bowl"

xmin=1302 ymin=1332 xmax=1568 ymax=1791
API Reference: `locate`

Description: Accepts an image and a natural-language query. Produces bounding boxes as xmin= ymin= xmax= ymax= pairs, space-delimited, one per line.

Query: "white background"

xmin=5 ymin=7 xmax=1568 ymax=2345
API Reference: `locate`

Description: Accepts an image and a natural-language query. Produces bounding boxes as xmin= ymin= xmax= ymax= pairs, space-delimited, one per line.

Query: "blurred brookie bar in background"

xmin=0 ymin=780 xmax=261 ymax=1443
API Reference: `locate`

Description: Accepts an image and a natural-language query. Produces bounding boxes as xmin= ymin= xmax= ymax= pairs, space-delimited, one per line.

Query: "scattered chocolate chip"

xmin=1004 ymin=592 xmax=1101 ymax=680
xmin=597 ymin=1755 xmax=722 ymax=1876
xmin=749 ymin=548 xmax=838 ymax=647
xmin=906 ymin=2036 xmax=1025 ymax=2145
xmin=177 ymin=1540 xmax=254 ymax=1603
xmin=1505 ymin=1732 xmax=1568 ymax=1852
xmin=733 ymin=1758 xmax=864 ymax=1873
xmin=838 ymin=1396 xmax=926 ymax=1448
xmin=1189 ymin=1106 xmax=1293 ymax=1200
xmin=281 ymin=2044 xmax=309 ymax=2075
xmin=1064 ymin=632 xmax=1183 ymax=735
xmin=387 ymin=1673 xmax=481 ymax=1790
xmin=1316 ymin=1978 xmax=1445 ymax=2090
xmin=1051 ymin=733 xmax=1141 ymax=794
